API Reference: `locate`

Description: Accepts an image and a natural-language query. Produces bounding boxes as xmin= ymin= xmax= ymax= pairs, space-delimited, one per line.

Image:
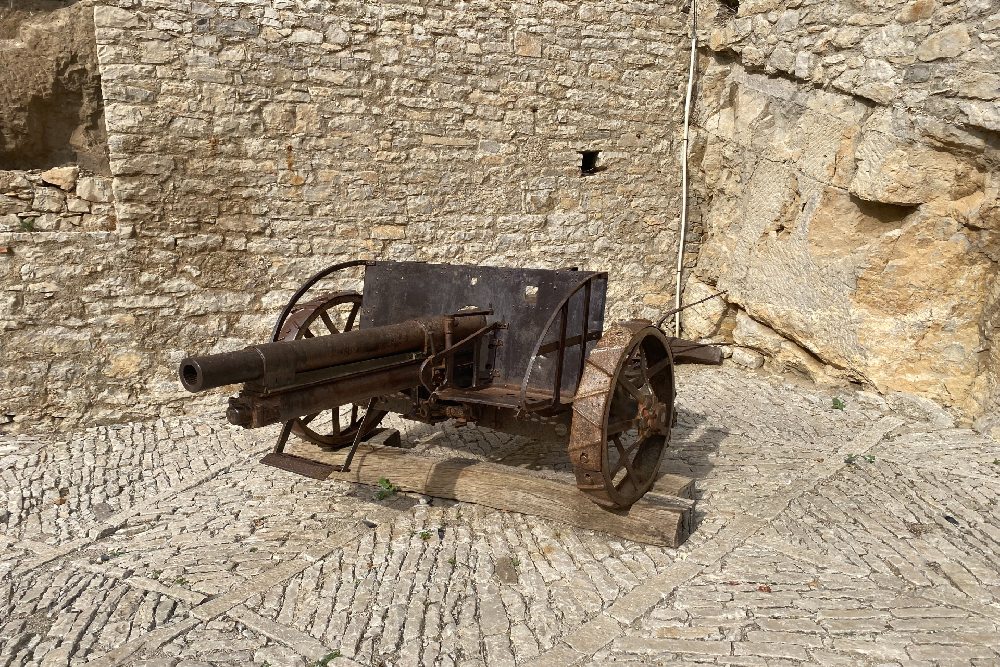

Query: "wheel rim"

xmin=275 ymin=291 xmax=382 ymax=449
xmin=569 ymin=321 xmax=675 ymax=509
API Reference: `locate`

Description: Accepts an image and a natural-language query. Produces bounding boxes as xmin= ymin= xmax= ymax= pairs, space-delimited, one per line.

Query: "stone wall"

xmin=3 ymin=0 xmax=999 ymax=434
xmin=683 ymin=0 xmax=1000 ymax=430
xmin=1 ymin=0 xmax=693 ymax=431
xmin=0 ymin=168 xmax=115 ymax=233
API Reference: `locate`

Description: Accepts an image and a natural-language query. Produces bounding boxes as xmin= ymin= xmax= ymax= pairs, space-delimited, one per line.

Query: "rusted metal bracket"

xmin=333 ymin=397 xmax=388 ymax=473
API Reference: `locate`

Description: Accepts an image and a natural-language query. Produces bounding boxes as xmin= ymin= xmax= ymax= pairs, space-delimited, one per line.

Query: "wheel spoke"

xmin=611 ymin=435 xmax=627 ymax=472
xmin=607 ymin=418 xmax=636 ymax=434
xmin=302 ymin=327 xmax=315 ymax=338
xmin=647 ymin=357 xmax=671 ymax=379
xmin=612 ymin=435 xmax=641 ymax=485
xmin=301 ymin=413 xmax=319 ymax=425
xmin=345 ymin=302 xmax=361 ymax=332
xmin=320 ymin=310 xmax=339 ymax=334
xmin=638 ymin=347 xmax=650 ymax=387
xmin=618 ymin=378 xmax=643 ymax=401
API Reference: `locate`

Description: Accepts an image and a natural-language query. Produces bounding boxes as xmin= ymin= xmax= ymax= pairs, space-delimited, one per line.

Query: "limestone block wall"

xmin=685 ymin=0 xmax=1000 ymax=429
xmin=0 ymin=168 xmax=116 ymax=233
xmin=1 ymin=0 xmax=693 ymax=431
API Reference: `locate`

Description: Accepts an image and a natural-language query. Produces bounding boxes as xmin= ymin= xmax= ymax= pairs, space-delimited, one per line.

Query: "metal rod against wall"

xmin=674 ymin=0 xmax=698 ymax=338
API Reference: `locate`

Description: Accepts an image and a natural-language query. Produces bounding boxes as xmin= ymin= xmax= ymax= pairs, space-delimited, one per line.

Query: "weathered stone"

xmin=679 ymin=276 xmax=731 ymax=340
xmin=2 ymin=383 xmax=999 ymax=665
xmin=959 ymin=100 xmax=1000 ymax=132
xmin=0 ymin=195 xmax=28 ymax=216
xmin=896 ymin=0 xmax=936 ymax=24
xmin=94 ymin=6 xmax=142 ymax=29
xmin=730 ymin=347 xmax=765 ymax=369
xmin=76 ymin=176 xmax=114 ymax=203
xmin=66 ymin=197 xmax=91 ymax=214
xmin=0 ymin=171 xmax=30 ymax=190
xmin=39 ymin=166 xmax=79 ymax=191
xmin=324 ymin=25 xmax=350 ymax=46
xmin=514 ymin=32 xmax=542 ymax=57
xmin=31 ymin=188 xmax=65 ymax=213
xmin=288 ymin=28 xmax=323 ymax=44
xmin=0 ymin=213 xmax=19 ymax=231
xmin=916 ymin=24 xmax=971 ymax=61
xmin=850 ymin=112 xmax=983 ymax=205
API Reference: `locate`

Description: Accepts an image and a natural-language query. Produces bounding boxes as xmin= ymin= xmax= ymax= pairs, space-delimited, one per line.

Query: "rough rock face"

xmin=0 ymin=1 xmax=109 ymax=174
xmin=686 ymin=0 xmax=1000 ymax=428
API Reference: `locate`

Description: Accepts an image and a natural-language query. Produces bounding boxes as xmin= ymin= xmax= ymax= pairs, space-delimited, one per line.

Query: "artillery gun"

xmin=180 ymin=260 xmax=720 ymax=509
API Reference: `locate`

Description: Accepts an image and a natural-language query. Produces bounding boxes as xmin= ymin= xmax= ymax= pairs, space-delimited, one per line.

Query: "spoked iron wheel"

xmin=274 ymin=291 xmax=384 ymax=449
xmin=569 ymin=321 xmax=676 ymax=509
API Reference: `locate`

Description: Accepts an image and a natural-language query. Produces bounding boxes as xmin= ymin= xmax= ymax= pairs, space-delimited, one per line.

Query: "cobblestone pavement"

xmin=2 ymin=366 xmax=999 ymax=666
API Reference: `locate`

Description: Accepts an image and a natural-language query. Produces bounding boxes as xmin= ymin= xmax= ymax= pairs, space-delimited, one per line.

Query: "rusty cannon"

xmin=180 ymin=260 xmax=721 ymax=510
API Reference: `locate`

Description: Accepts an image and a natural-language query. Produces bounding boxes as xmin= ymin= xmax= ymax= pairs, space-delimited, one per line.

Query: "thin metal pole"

xmin=674 ymin=0 xmax=698 ymax=338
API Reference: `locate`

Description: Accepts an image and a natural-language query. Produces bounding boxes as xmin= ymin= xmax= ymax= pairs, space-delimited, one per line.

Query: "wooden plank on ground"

xmin=286 ymin=439 xmax=695 ymax=547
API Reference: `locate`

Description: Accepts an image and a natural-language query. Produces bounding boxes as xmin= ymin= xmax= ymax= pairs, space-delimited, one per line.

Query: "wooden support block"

xmin=288 ymin=439 xmax=694 ymax=548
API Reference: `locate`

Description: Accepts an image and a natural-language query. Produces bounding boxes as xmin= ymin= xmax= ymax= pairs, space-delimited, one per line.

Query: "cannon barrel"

xmin=179 ymin=314 xmax=487 ymax=392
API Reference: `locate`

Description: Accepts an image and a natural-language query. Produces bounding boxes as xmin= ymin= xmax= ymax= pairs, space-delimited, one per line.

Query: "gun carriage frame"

xmin=180 ymin=260 xmax=719 ymax=510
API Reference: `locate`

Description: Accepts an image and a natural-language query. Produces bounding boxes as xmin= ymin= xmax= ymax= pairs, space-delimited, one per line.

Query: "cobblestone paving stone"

xmin=2 ymin=366 xmax=999 ymax=666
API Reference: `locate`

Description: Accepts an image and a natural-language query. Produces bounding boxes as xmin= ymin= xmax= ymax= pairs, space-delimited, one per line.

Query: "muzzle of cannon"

xmin=178 ymin=260 xmax=722 ymax=510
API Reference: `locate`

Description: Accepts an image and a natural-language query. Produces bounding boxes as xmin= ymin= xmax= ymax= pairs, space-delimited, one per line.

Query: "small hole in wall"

xmin=719 ymin=0 xmax=740 ymax=13
xmin=580 ymin=150 xmax=601 ymax=176
xmin=524 ymin=285 xmax=538 ymax=305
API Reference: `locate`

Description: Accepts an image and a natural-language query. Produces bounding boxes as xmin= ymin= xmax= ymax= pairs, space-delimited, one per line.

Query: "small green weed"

xmin=832 ymin=397 xmax=846 ymax=410
xmin=375 ymin=477 xmax=398 ymax=500
xmin=313 ymin=650 xmax=341 ymax=666
xmin=150 ymin=570 xmax=162 ymax=580
xmin=418 ymin=530 xmax=431 ymax=541
xmin=844 ymin=454 xmax=875 ymax=465
xmin=174 ymin=577 xmax=189 ymax=586
xmin=18 ymin=217 xmax=35 ymax=232
xmin=511 ymin=556 xmax=521 ymax=568
xmin=447 ymin=557 xmax=457 ymax=566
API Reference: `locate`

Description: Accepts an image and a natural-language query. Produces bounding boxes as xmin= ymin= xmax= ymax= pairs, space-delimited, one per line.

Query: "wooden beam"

xmin=285 ymin=439 xmax=694 ymax=548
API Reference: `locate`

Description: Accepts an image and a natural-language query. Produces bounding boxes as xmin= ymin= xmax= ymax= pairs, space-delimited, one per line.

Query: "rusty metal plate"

xmin=360 ymin=261 xmax=607 ymax=392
